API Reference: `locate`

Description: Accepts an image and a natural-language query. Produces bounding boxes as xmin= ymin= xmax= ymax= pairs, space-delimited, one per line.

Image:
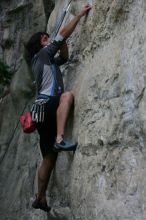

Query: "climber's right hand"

xmin=78 ymin=4 xmax=92 ymax=17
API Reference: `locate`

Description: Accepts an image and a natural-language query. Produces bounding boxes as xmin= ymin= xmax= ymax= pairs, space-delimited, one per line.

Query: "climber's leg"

xmin=32 ymin=152 xmax=57 ymax=212
xmin=56 ymin=91 xmax=74 ymax=142
xmin=53 ymin=91 xmax=77 ymax=152
xmin=32 ymin=96 xmax=59 ymax=212
xmin=37 ymin=153 xmax=57 ymax=201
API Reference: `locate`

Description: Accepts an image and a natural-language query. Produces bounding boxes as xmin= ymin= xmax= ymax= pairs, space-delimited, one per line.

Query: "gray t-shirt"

xmin=31 ymin=35 xmax=67 ymax=97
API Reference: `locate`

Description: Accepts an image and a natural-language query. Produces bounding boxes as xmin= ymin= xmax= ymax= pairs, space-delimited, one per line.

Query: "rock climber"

xmin=26 ymin=3 xmax=91 ymax=212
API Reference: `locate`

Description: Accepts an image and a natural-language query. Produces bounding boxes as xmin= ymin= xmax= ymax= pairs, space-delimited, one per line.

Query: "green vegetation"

xmin=0 ymin=59 xmax=12 ymax=86
xmin=3 ymin=39 xmax=14 ymax=49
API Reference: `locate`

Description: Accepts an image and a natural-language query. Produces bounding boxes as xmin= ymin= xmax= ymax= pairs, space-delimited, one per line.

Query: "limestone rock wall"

xmin=1 ymin=0 xmax=146 ymax=220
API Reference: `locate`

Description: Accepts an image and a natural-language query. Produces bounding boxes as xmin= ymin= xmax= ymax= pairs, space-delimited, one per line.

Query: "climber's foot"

xmin=53 ymin=139 xmax=77 ymax=152
xmin=32 ymin=197 xmax=51 ymax=212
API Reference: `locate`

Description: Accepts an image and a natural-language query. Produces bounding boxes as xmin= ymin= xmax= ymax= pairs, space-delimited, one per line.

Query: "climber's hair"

xmin=26 ymin=32 xmax=50 ymax=60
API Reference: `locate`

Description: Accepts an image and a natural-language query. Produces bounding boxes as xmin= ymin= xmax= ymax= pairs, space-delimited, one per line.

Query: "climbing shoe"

xmin=32 ymin=197 xmax=51 ymax=212
xmin=53 ymin=140 xmax=77 ymax=152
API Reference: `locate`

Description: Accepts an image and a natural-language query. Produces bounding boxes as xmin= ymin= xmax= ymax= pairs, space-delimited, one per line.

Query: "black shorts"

xmin=36 ymin=96 xmax=60 ymax=157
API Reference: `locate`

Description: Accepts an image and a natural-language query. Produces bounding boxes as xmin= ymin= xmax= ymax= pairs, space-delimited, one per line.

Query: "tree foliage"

xmin=0 ymin=59 xmax=12 ymax=86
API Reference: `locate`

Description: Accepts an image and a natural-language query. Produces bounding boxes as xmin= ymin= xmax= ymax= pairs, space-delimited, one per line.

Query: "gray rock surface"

xmin=1 ymin=0 xmax=146 ymax=220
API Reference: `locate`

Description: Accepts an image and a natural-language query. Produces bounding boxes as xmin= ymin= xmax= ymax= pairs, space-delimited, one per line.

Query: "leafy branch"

xmin=0 ymin=59 xmax=12 ymax=86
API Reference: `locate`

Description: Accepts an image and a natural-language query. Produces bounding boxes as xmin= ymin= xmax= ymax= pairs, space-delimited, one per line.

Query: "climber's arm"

xmin=59 ymin=42 xmax=69 ymax=61
xmin=45 ymin=4 xmax=91 ymax=60
xmin=54 ymin=42 xmax=68 ymax=65
xmin=59 ymin=4 xmax=91 ymax=39
xmin=54 ymin=4 xmax=91 ymax=65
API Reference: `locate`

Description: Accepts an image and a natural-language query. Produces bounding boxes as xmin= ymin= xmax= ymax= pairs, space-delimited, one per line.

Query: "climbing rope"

xmin=0 ymin=101 xmax=28 ymax=164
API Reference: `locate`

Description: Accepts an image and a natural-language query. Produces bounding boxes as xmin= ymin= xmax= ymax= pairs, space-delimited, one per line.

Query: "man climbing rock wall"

xmin=1 ymin=0 xmax=146 ymax=220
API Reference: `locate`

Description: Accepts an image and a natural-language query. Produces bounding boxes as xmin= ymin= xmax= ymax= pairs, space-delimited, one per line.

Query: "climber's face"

xmin=40 ymin=34 xmax=51 ymax=47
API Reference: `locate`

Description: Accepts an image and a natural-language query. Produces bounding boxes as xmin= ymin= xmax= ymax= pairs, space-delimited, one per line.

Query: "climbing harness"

xmin=31 ymin=98 xmax=49 ymax=123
